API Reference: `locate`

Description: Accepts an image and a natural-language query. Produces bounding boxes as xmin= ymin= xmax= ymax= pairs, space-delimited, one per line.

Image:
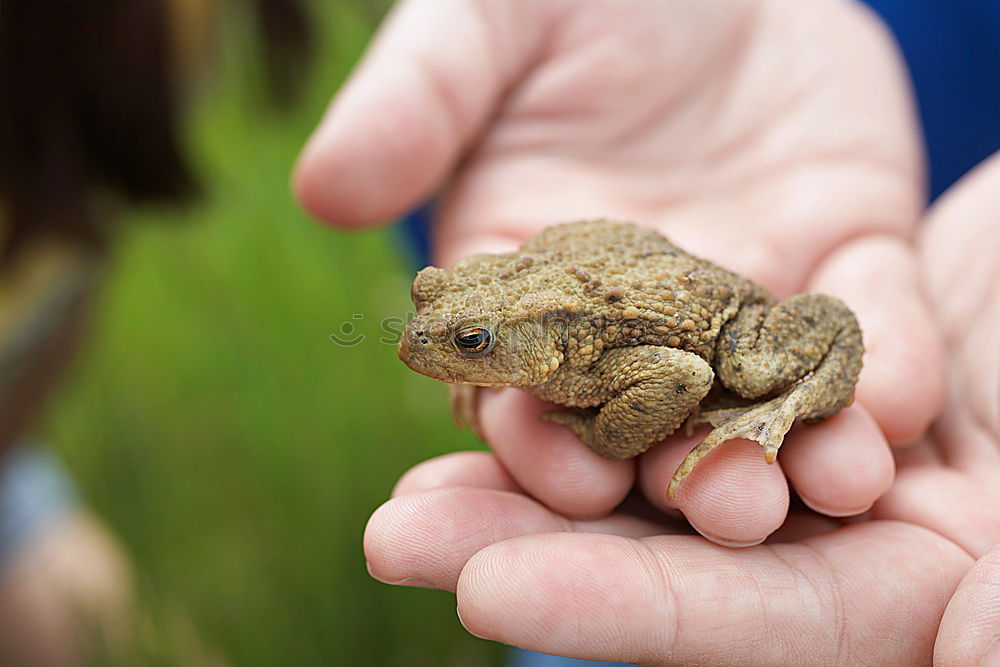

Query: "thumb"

xmin=293 ymin=0 xmax=546 ymax=228
xmin=934 ymin=543 xmax=1000 ymax=666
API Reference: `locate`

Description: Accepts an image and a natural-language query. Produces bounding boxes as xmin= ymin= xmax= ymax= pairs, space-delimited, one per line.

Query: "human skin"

xmin=296 ymin=0 xmax=941 ymax=546
xmin=374 ymin=155 xmax=1000 ymax=664
xmin=914 ymin=155 xmax=1000 ymax=667
xmin=290 ymin=0 xmax=1000 ymax=663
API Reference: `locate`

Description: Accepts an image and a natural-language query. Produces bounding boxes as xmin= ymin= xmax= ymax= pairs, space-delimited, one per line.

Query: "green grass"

xmin=42 ymin=2 xmax=502 ymax=665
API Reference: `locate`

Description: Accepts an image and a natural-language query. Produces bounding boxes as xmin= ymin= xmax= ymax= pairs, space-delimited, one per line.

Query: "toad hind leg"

xmin=715 ymin=294 xmax=862 ymax=401
xmin=667 ymin=296 xmax=863 ymax=499
xmin=539 ymin=345 xmax=714 ymax=460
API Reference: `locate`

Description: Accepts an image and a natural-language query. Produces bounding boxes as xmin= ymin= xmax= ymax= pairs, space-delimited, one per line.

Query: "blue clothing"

xmin=864 ymin=0 xmax=1000 ymax=199
xmin=0 ymin=444 xmax=77 ymax=567
xmin=508 ymin=648 xmax=635 ymax=667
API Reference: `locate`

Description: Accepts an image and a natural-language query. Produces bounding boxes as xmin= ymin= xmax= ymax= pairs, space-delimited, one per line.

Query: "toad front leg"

xmin=667 ymin=294 xmax=863 ymax=498
xmin=537 ymin=346 xmax=714 ymax=460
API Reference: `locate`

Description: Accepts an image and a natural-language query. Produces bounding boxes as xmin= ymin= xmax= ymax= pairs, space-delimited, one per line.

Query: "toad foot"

xmin=667 ymin=393 xmax=800 ymax=500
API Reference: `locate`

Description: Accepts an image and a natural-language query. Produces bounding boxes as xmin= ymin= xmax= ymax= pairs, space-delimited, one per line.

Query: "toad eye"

xmin=453 ymin=327 xmax=494 ymax=354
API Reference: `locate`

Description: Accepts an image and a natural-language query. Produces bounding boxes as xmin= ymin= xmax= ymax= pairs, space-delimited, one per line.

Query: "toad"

xmin=398 ymin=221 xmax=862 ymax=499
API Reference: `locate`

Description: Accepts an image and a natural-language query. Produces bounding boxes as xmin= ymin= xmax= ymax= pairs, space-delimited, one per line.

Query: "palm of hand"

xmin=431 ymin=0 xmax=918 ymax=295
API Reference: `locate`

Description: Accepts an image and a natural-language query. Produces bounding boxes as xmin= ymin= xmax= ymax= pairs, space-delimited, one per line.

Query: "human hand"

xmin=296 ymin=0 xmax=944 ymax=544
xmin=937 ymin=541 xmax=1000 ymax=666
xmin=918 ymin=155 xmax=1000 ymax=666
xmin=362 ymin=153 xmax=1000 ymax=664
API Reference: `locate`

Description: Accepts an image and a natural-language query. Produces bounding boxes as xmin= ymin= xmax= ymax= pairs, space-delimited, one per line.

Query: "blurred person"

xmin=0 ymin=1 xmax=311 ymax=664
xmin=294 ymin=0 xmax=1000 ymax=663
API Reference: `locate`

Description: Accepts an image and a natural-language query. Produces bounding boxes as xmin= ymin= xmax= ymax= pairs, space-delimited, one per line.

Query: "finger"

xmin=920 ymin=152 xmax=1000 ymax=468
xmin=638 ymin=430 xmax=789 ymax=547
xmin=392 ymin=451 xmax=521 ymax=497
xmin=365 ymin=487 xmax=562 ymax=590
xmin=922 ymin=151 xmax=1000 ymax=335
xmin=364 ymin=486 xmax=671 ymax=591
xmin=809 ymin=234 xmax=946 ymax=443
xmin=478 ymin=388 xmax=635 ymax=519
xmin=293 ymin=0 xmax=547 ymax=227
xmin=779 ymin=405 xmax=894 ymax=517
xmin=935 ymin=543 xmax=1000 ymax=666
xmin=456 ymin=523 xmax=972 ymax=665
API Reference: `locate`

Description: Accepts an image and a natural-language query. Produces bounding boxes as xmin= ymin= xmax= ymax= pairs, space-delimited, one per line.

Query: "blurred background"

xmin=2 ymin=0 xmax=499 ymax=665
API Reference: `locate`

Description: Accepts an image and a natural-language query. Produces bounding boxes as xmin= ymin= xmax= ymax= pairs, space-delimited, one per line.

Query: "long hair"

xmin=0 ymin=0 xmax=197 ymax=259
xmin=0 ymin=0 xmax=313 ymax=263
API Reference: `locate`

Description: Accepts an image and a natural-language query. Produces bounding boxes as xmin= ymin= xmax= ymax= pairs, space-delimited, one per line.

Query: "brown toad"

xmin=398 ymin=221 xmax=862 ymax=499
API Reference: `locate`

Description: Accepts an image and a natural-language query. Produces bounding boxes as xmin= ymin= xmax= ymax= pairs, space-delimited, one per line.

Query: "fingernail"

xmin=456 ymin=605 xmax=486 ymax=639
xmin=693 ymin=527 xmax=765 ymax=549
xmin=981 ymin=636 xmax=1000 ymax=667
xmin=365 ymin=561 xmax=437 ymax=589
xmin=800 ymin=495 xmax=873 ymax=519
